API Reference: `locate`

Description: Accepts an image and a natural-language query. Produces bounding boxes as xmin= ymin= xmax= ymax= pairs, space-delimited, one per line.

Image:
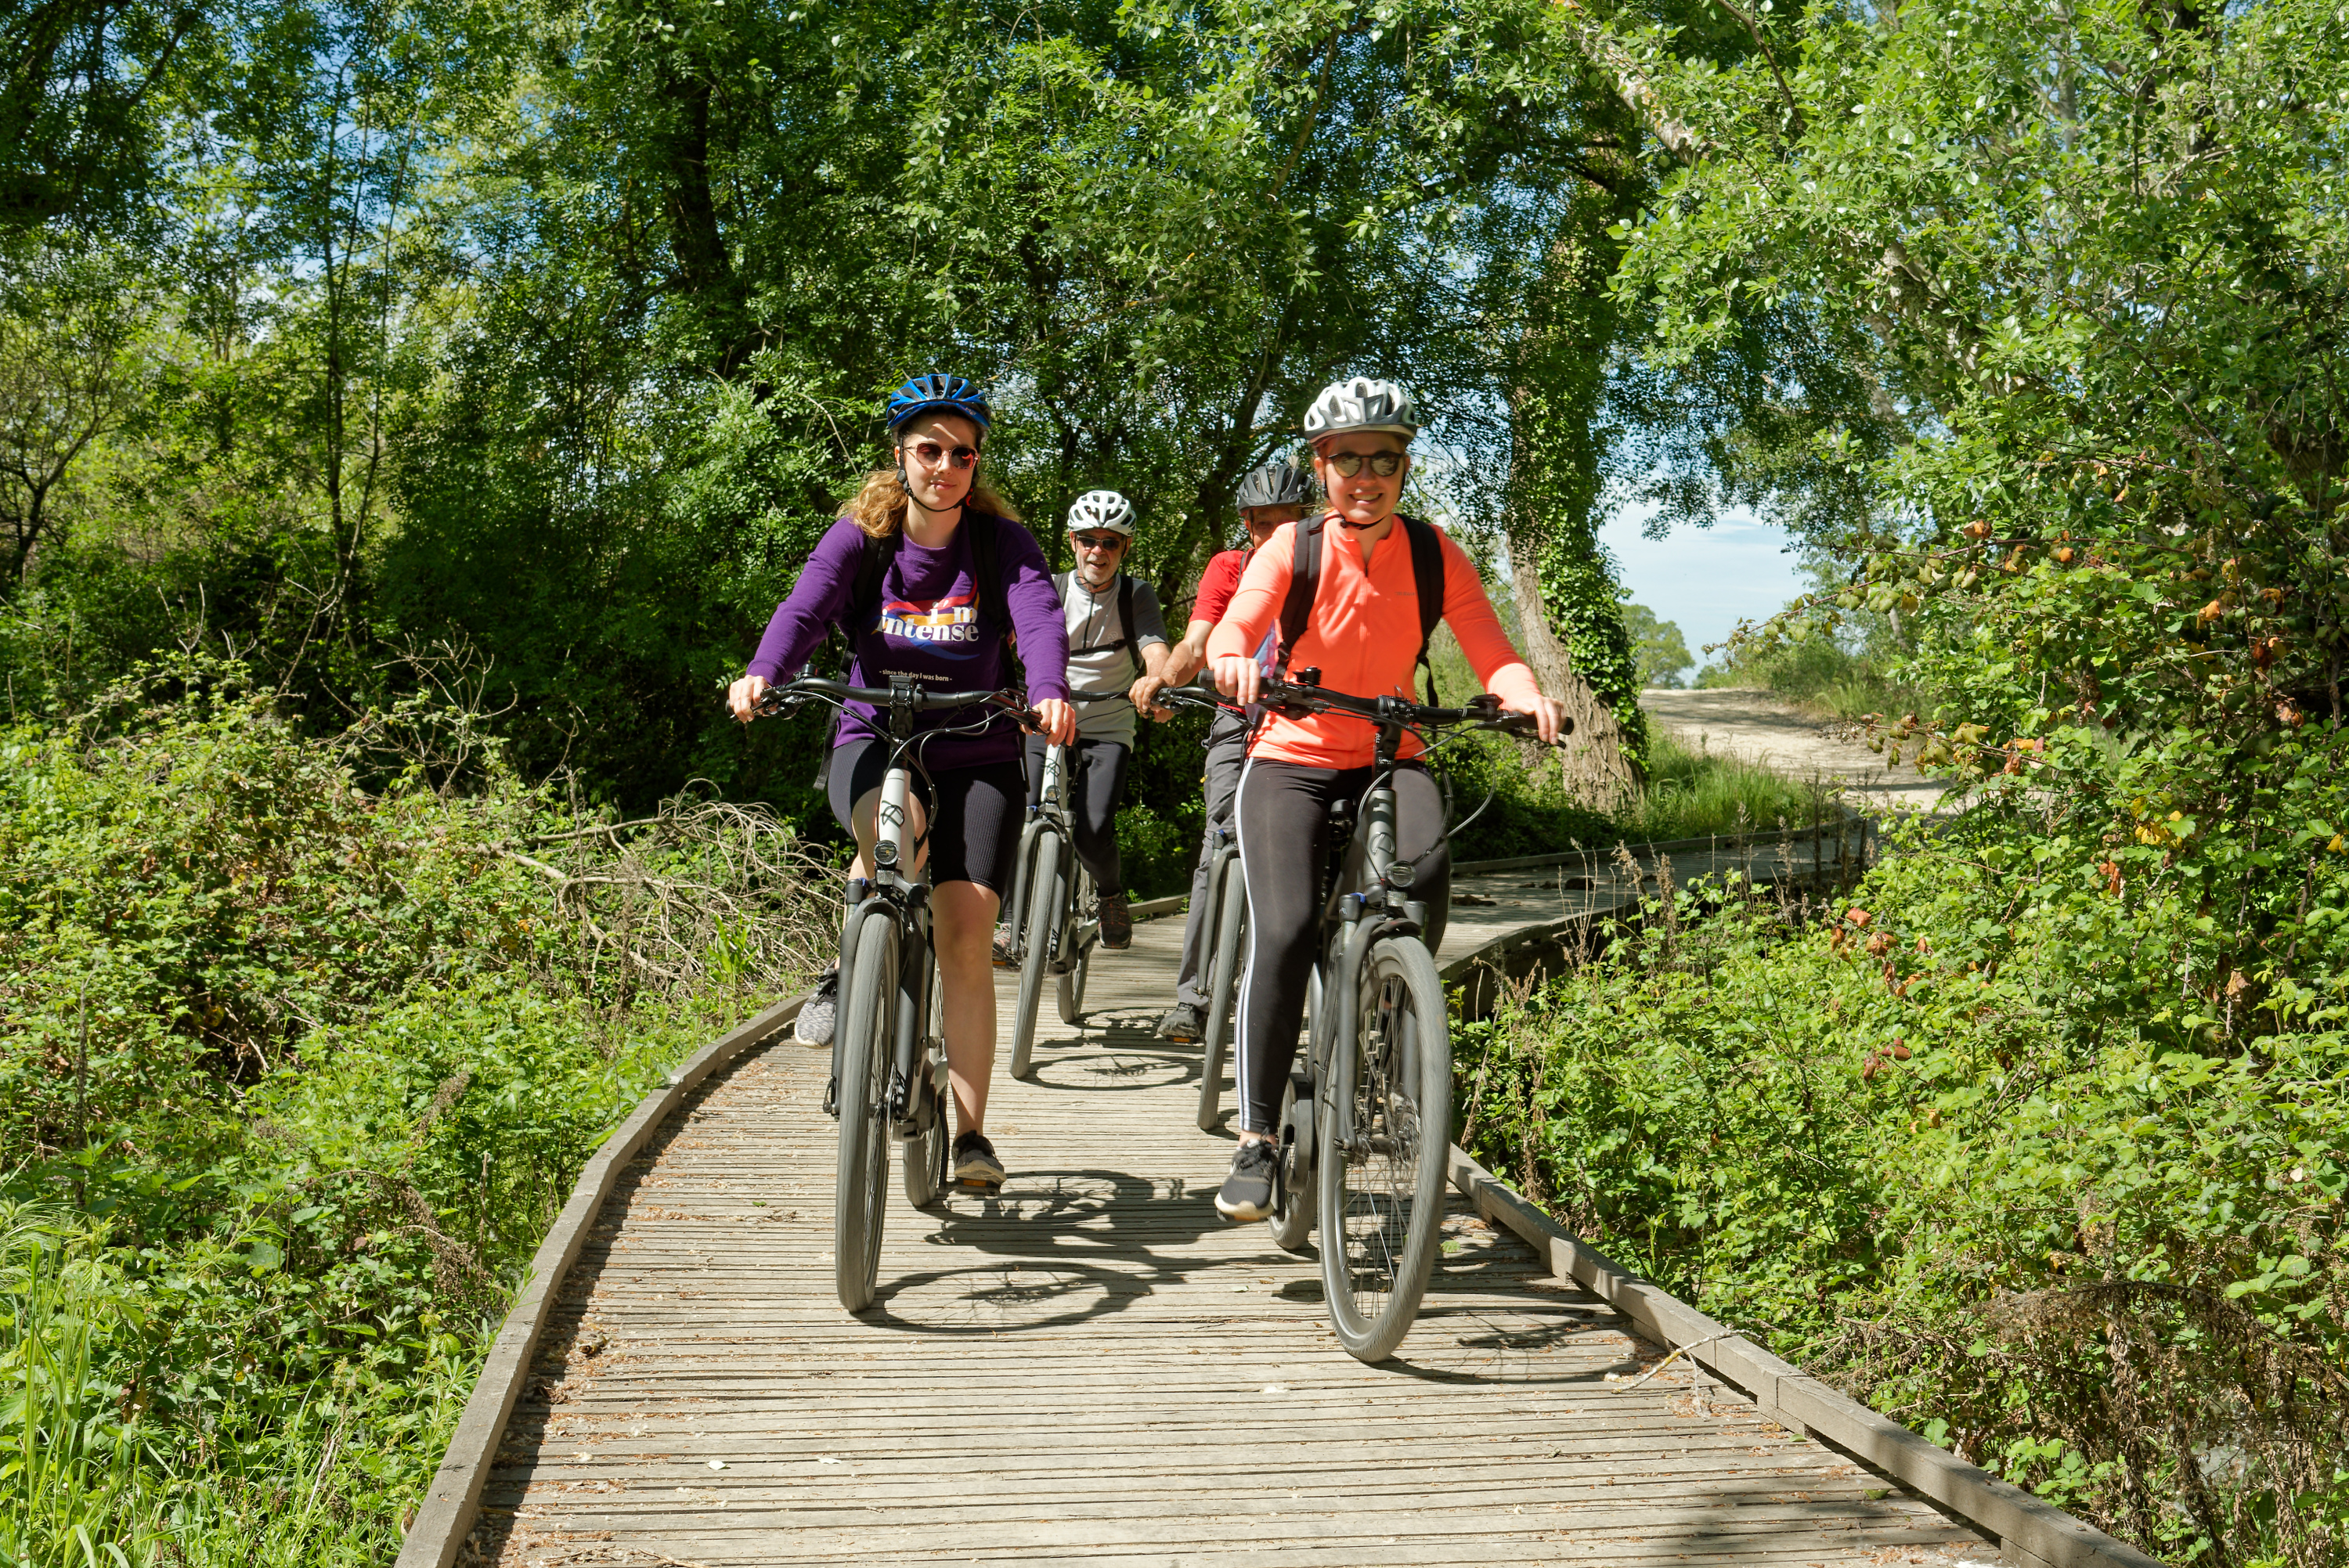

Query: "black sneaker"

xmin=1097 ymin=891 xmax=1132 ymax=950
xmin=1156 ymin=1002 xmax=1204 ymax=1042
xmin=1215 ymin=1139 xmax=1279 ymax=1222
xmin=796 ymin=964 xmax=839 ymax=1046
xmin=953 ymin=1130 xmax=1005 ymax=1190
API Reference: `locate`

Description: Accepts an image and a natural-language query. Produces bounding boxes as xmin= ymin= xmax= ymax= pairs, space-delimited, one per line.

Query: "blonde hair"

xmin=843 ymin=467 xmax=1021 ymax=539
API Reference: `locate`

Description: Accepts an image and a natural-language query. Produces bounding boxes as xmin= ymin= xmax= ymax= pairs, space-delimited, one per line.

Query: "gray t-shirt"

xmin=1059 ymin=571 xmax=1168 ymax=743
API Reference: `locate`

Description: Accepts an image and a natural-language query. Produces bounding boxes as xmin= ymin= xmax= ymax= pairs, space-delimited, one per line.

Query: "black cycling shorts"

xmin=825 ymin=738 xmax=1024 ymax=896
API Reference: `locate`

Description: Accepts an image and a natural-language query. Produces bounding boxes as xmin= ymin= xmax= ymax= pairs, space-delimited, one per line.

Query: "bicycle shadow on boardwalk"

xmin=858 ymin=1163 xmax=1230 ymax=1335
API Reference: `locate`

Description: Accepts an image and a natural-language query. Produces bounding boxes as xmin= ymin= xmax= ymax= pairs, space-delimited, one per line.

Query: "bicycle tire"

xmin=1317 ymin=935 xmax=1451 ymax=1363
xmin=901 ymin=959 xmax=946 ymax=1209
xmin=1267 ymin=1071 xmax=1316 ymax=1253
xmin=1055 ymin=925 xmax=1091 ymax=1022
xmin=834 ymin=910 xmax=898 ymax=1312
xmin=1195 ymin=852 xmax=1247 ymax=1131
xmin=1009 ymin=831 xmax=1063 ymax=1080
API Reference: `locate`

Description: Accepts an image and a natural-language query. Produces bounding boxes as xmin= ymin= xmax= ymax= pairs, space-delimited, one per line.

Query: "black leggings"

xmin=1023 ymin=734 xmax=1129 ymax=896
xmin=826 ymin=739 xmax=1024 ymax=895
xmin=1232 ymin=758 xmax=1449 ymax=1134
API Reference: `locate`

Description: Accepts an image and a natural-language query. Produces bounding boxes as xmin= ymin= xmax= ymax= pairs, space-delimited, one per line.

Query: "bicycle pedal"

xmin=957 ymin=1177 xmax=1002 ymax=1193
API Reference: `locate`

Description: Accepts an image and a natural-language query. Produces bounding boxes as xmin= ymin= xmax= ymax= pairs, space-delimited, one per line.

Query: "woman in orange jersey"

xmin=1203 ymin=377 xmax=1567 ymax=1222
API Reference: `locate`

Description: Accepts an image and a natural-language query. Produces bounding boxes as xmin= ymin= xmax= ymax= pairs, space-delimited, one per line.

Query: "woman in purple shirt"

xmin=728 ymin=375 xmax=1074 ymax=1189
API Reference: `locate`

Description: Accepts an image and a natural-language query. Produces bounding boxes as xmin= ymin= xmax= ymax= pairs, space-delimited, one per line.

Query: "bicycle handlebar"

xmin=753 ymin=676 xmax=1037 ymax=726
xmin=1254 ymin=672 xmax=1573 ymax=740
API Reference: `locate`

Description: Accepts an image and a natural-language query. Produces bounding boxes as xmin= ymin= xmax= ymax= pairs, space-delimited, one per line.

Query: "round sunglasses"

xmin=902 ymin=439 xmax=980 ymax=470
xmin=1323 ymin=449 xmax=1405 ymax=479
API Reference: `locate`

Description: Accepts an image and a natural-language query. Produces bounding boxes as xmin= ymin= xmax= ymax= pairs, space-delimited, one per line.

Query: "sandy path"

xmin=1640 ymin=688 xmax=1946 ymax=814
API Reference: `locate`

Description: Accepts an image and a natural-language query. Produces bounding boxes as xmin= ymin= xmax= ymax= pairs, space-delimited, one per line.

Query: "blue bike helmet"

xmin=886 ymin=373 xmax=991 ymax=436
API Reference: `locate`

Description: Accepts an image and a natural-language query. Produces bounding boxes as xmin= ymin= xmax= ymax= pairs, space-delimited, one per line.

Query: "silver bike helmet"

xmin=1301 ymin=377 xmax=1419 ymax=442
xmin=1236 ymin=460 xmax=1315 ymax=510
xmin=1066 ymin=489 xmax=1136 ymax=537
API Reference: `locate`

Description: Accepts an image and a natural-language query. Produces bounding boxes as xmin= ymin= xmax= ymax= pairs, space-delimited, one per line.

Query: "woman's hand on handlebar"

xmin=1034 ymin=697 xmax=1077 ymax=746
xmin=1503 ymin=691 xmax=1570 ymax=744
xmin=727 ymin=673 xmax=768 ymax=724
xmin=1210 ymin=654 xmax=1262 ymax=708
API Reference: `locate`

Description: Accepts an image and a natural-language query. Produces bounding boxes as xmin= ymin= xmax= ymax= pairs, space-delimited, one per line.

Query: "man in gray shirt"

xmin=1008 ymin=489 xmax=1168 ymax=950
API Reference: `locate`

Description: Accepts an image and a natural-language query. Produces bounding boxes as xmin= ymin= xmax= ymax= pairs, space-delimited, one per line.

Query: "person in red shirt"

xmin=1202 ymin=377 xmax=1566 ymax=1222
xmin=1135 ymin=460 xmax=1315 ymax=1041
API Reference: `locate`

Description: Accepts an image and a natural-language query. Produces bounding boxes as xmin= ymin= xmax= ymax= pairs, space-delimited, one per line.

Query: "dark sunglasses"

xmin=1324 ymin=449 xmax=1405 ymax=479
xmin=1072 ymin=532 xmax=1127 ymax=551
xmin=903 ymin=439 xmax=980 ymax=469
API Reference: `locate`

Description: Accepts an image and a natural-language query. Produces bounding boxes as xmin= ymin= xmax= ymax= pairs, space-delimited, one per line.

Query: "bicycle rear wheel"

xmin=901 ymin=959 xmax=946 ymax=1209
xmin=834 ymin=911 xmax=898 ymax=1312
xmin=1317 ymin=935 xmax=1451 ymax=1363
xmin=1009 ymin=832 xmax=1063 ymax=1080
xmin=1195 ymin=853 xmax=1247 ymax=1132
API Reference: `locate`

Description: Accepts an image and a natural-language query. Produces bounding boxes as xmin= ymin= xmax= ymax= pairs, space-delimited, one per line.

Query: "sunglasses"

xmin=903 ymin=440 xmax=980 ymax=470
xmin=1323 ymin=449 xmax=1405 ymax=479
xmin=1072 ymin=533 xmax=1127 ymax=551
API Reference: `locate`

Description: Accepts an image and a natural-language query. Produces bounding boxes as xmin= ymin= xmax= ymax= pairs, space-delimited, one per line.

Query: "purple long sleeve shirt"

xmin=748 ymin=513 xmax=1070 ymax=770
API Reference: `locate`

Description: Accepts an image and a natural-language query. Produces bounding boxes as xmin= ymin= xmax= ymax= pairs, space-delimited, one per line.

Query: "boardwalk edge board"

xmin=395 ymin=993 xmax=804 ymax=1568
xmin=1454 ymin=812 xmax=1870 ymax=878
xmin=1444 ymin=1146 xmax=2170 ymax=1568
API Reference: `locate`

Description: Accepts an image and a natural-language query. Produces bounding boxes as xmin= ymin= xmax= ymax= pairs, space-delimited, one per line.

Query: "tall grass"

xmin=1623 ymin=726 xmax=1838 ymax=843
xmin=0 ymin=1205 xmax=155 ymax=1568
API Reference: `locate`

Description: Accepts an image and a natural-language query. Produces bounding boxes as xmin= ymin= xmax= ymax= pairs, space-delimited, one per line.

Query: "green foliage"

xmin=1618 ymin=599 xmax=1692 ymax=688
xmin=1458 ymin=852 xmax=2347 ymax=1567
xmin=0 ymin=661 xmax=831 ymax=1558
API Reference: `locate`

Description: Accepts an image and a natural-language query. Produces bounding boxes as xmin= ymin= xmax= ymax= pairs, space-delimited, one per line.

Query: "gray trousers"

xmin=1174 ymin=716 xmax=1250 ymax=1007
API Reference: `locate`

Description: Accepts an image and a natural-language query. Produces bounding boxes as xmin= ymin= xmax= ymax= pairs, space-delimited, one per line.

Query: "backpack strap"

xmin=1275 ymin=515 xmax=1326 ymax=676
xmin=1399 ymin=512 xmax=1446 ymax=704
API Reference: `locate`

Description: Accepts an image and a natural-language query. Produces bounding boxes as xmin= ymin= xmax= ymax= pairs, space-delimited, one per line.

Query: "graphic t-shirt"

xmin=747 ymin=514 xmax=1070 ymax=770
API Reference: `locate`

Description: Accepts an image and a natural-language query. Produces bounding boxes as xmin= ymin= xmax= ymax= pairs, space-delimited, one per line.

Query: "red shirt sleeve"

xmin=1189 ymin=550 xmax=1247 ymax=628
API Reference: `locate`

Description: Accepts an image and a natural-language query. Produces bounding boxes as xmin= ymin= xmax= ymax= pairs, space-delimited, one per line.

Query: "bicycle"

xmin=753 ymin=675 xmax=1038 ymax=1312
xmin=1236 ymin=669 xmax=1566 ymax=1362
xmin=1005 ymin=737 xmax=1098 ymax=1080
xmin=1148 ymin=682 xmax=1248 ymax=1132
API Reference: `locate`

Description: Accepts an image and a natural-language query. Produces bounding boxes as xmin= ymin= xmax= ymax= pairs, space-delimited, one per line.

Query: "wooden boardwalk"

xmin=477 ymin=858 xmax=1998 ymax=1567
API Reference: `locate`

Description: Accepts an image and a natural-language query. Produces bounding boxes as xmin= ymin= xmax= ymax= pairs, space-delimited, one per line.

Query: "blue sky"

xmin=1599 ymin=510 xmax=1812 ymax=674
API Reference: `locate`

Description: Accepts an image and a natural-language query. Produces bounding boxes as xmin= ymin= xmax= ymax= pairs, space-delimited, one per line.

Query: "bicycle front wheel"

xmin=1317 ymin=935 xmax=1452 ymax=1363
xmin=834 ymin=910 xmax=899 ymax=1312
xmin=1196 ymin=853 xmax=1247 ymax=1132
xmin=1009 ymin=831 xmax=1063 ymax=1080
xmin=901 ymin=958 xmax=946 ymax=1209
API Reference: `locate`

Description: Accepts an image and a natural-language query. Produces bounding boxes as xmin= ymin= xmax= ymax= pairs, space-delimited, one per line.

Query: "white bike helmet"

xmin=1301 ymin=377 xmax=1419 ymax=442
xmin=1066 ymin=489 xmax=1137 ymax=536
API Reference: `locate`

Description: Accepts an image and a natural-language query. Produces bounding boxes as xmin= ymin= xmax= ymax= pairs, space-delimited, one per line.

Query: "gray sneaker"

xmin=953 ymin=1130 xmax=1005 ymax=1189
xmin=1215 ymin=1138 xmax=1279 ymax=1222
xmin=1156 ymin=1002 xmax=1204 ymax=1042
xmin=795 ymin=964 xmax=839 ymax=1045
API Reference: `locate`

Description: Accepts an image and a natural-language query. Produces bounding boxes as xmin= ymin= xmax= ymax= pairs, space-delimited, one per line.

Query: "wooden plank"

xmin=392 ymin=994 xmax=803 ymax=1568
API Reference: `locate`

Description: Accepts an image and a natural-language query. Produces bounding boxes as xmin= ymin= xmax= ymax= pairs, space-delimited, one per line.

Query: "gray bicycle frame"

xmin=1005 ymin=739 xmax=1077 ymax=960
xmin=828 ymin=682 xmax=940 ymax=1135
xmin=1301 ymin=722 xmax=1434 ymax=1156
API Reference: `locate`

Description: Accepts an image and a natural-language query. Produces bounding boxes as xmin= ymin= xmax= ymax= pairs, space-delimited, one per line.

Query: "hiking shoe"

xmin=953 ymin=1130 xmax=1006 ymax=1190
xmin=795 ymin=964 xmax=839 ymax=1046
xmin=992 ymin=921 xmax=1018 ymax=968
xmin=1097 ymin=891 xmax=1132 ymax=950
xmin=1215 ymin=1138 xmax=1279 ymax=1222
xmin=1156 ymin=1002 xmax=1204 ymax=1042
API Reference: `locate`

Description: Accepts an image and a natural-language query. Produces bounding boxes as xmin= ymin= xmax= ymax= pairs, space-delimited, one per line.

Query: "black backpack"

xmin=1276 ymin=511 xmax=1448 ymax=702
xmin=1052 ymin=570 xmax=1138 ymax=658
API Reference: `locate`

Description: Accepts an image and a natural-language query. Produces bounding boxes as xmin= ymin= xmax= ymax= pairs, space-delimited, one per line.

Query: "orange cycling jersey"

xmin=1204 ymin=516 xmax=1542 ymax=770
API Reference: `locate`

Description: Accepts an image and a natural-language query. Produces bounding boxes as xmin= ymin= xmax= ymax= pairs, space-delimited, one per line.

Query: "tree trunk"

xmin=1501 ymin=174 xmax=1647 ymax=812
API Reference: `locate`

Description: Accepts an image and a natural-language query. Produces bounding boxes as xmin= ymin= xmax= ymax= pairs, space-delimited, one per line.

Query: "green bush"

xmin=1457 ymin=845 xmax=2347 ymax=1568
xmin=0 ymin=661 xmax=832 ymax=1563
